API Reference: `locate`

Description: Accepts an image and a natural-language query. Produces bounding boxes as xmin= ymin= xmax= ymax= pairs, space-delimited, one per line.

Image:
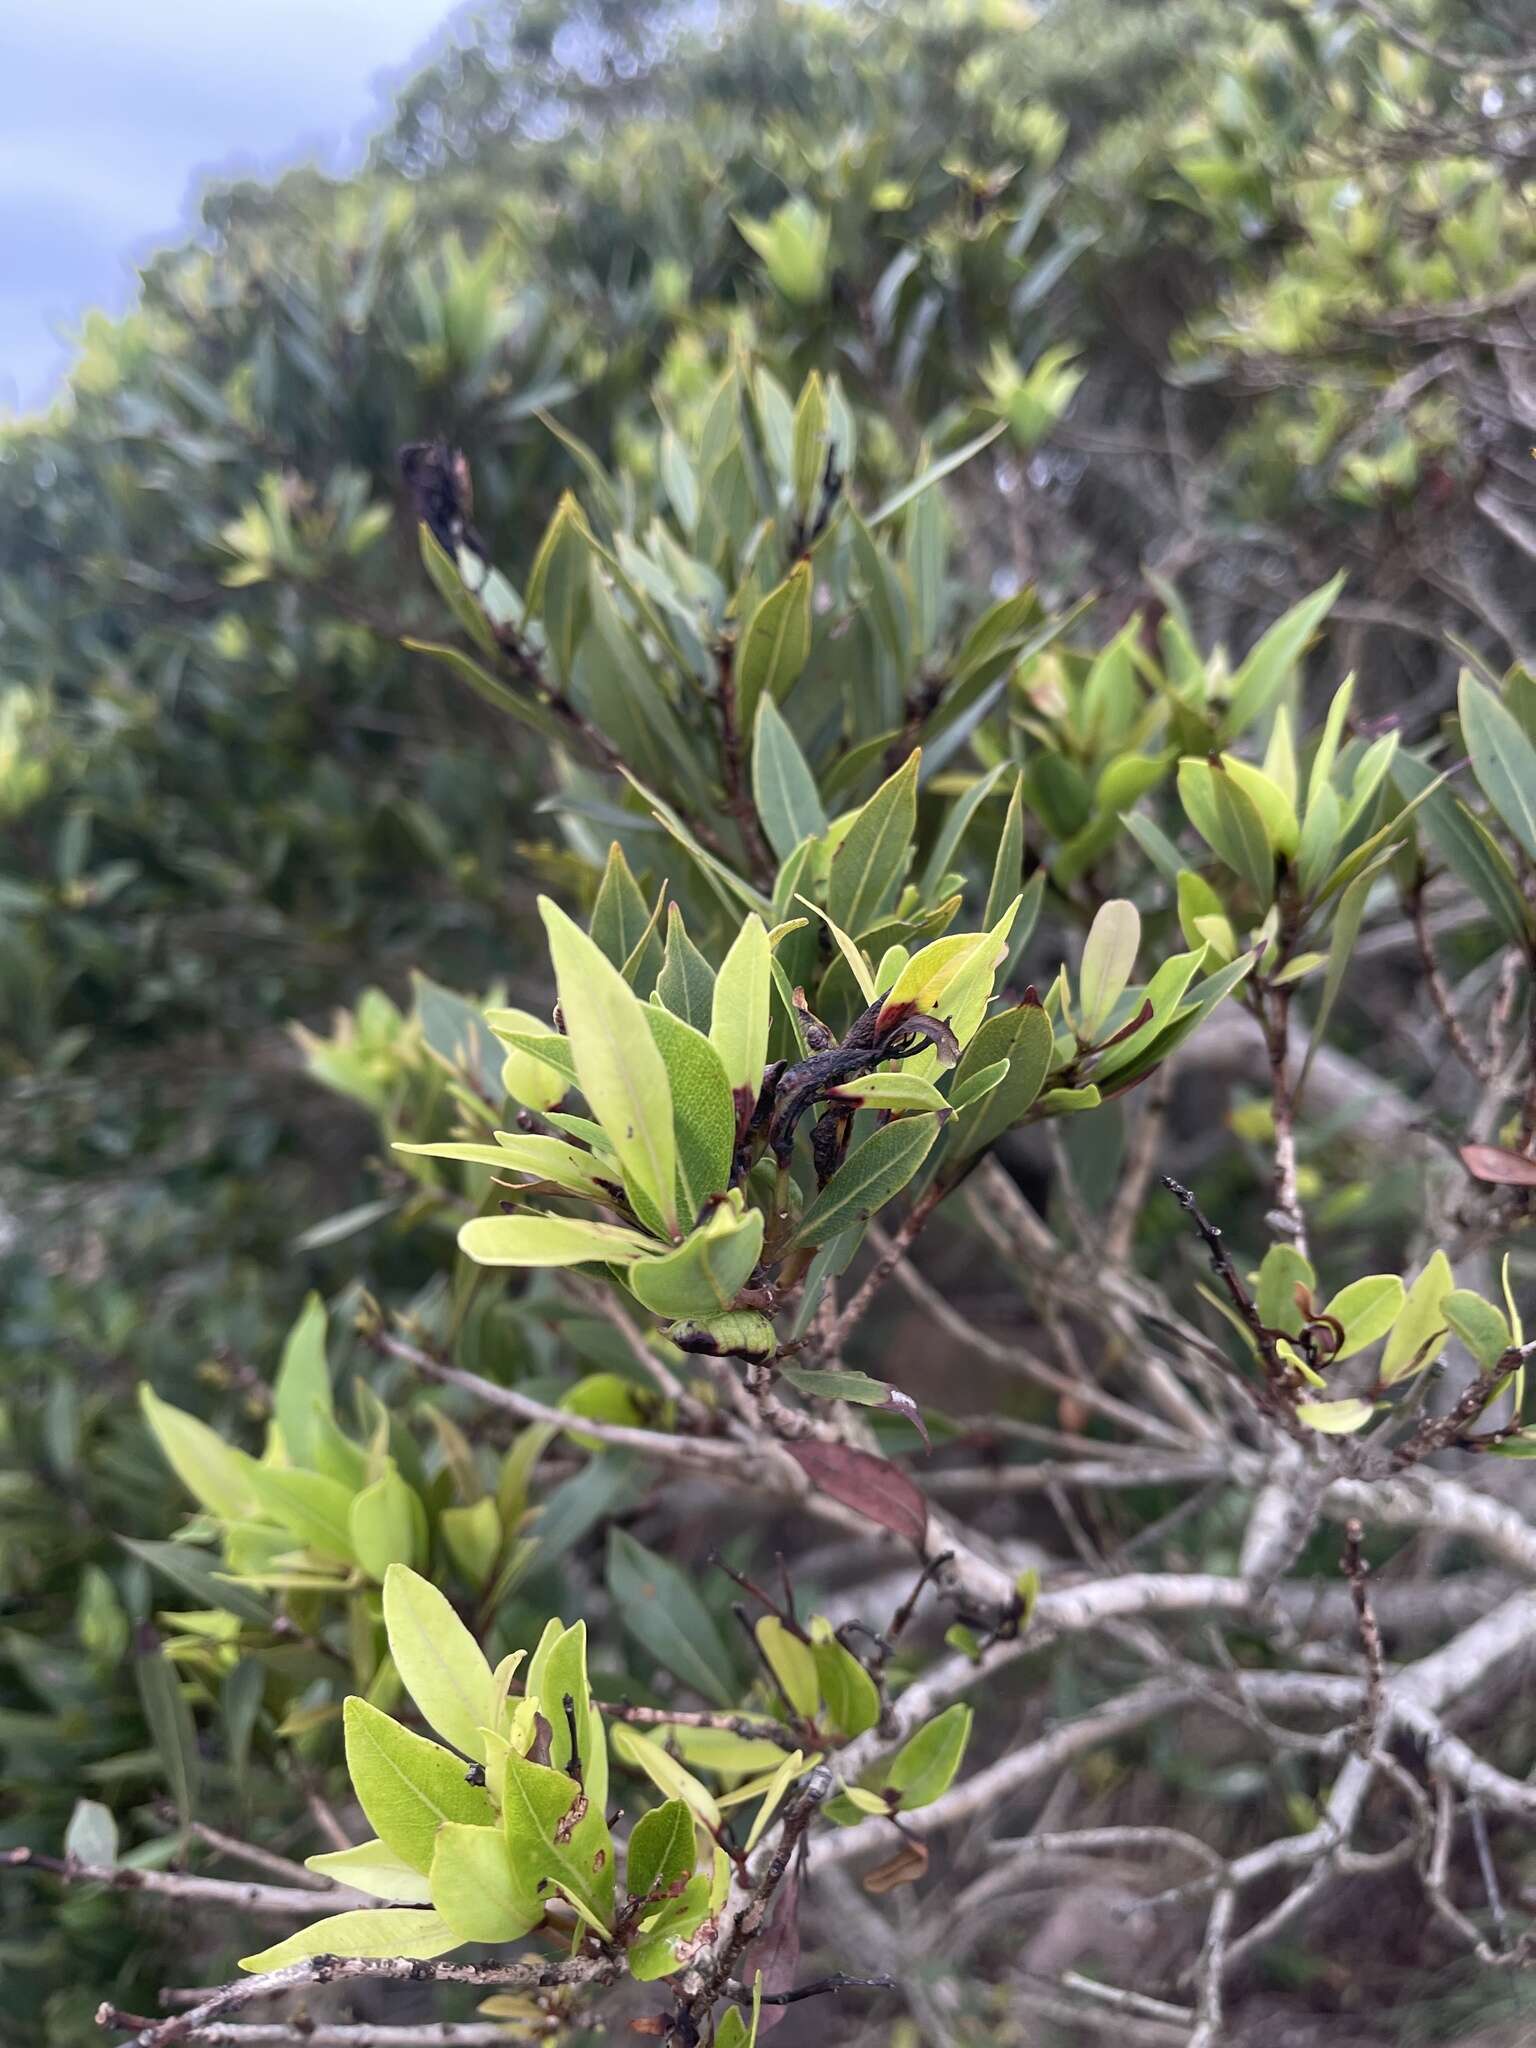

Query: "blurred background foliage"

xmin=1 ymin=0 xmax=1533 ymax=2037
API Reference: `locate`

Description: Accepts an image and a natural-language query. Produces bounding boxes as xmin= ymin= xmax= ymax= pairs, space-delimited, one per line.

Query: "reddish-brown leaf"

xmin=785 ymin=1441 xmax=928 ymax=1548
xmin=862 ymin=1835 xmax=930 ymax=1893
xmin=1460 ymin=1144 xmax=1536 ymax=1187
xmin=742 ymin=1867 xmax=800 ymax=2032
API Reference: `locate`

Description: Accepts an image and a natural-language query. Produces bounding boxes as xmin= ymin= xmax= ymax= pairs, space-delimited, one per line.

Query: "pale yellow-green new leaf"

xmin=1296 ymin=1398 xmax=1376 ymax=1435
xmin=902 ymin=895 xmax=1019 ymax=1083
xmin=240 ymin=1908 xmax=459 ymax=1973
xmin=488 ymin=1004 xmax=571 ymax=1112
xmin=710 ymin=914 xmax=772 ymax=1111
xmin=304 ymin=1839 xmax=432 ymax=1903
xmin=541 ymin=897 xmax=677 ymax=1234
xmin=342 ymin=1697 xmax=493 ymax=1874
xmin=610 ymin=1722 xmax=722 ymax=1831
xmin=1319 ymin=1275 xmax=1405 ymax=1360
xmin=383 ymin=1564 xmax=496 ymax=1765
xmin=459 ymin=1213 xmax=661 ymax=1268
xmin=743 ymin=1748 xmax=808 ymax=1854
xmin=1378 ymin=1252 xmax=1454 ymax=1386
xmin=394 ymin=1135 xmax=616 ymax=1204
xmin=350 ymin=1463 xmax=424 ymax=1581
xmin=430 ymin=1821 xmax=541 ymax=1945
xmin=878 ymin=929 xmax=995 ymax=1024
xmin=755 ymin=1617 xmax=818 ymax=1720
xmin=139 ymin=1385 xmax=260 ymax=1523
xmin=627 ymin=1204 xmax=765 ymax=1318
xmin=1076 ymin=899 xmax=1140 ymax=1038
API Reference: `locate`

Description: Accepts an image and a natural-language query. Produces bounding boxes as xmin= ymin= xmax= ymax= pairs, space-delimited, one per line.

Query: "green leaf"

xmin=716 ymin=1981 xmax=764 ymax=2048
xmin=1392 ymin=754 xmax=1531 ymax=952
xmin=828 ymin=752 xmax=919 ymax=937
xmin=305 ymin=1839 xmax=433 ymax=1903
xmin=525 ymin=493 xmax=593 ymax=679
xmin=1220 ymin=575 xmax=1343 ymax=741
xmin=590 ymin=841 xmax=654 ymax=973
xmin=1255 ymin=1245 xmax=1315 ymax=1338
xmin=982 ymin=774 xmax=1026 ymax=935
xmin=627 ymin=1204 xmax=765 ymax=1317
xmin=948 ymin=1056 xmax=1009 ymax=1113
xmin=752 ymin=694 xmax=827 ymax=862
xmin=502 ymin=1749 xmax=614 ymax=1931
xmin=1378 ymin=1252 xmax=1454 ymax=1387
xmin=243 ymin=1465 xmax=357 ymax=1564
xmin=459 ymin=1212 xmax=661 ymax=1268
xmin=64 ymin=1799 xmax=118 ymax=1869
xmin=825 ymin=1071 xmax=949 ymax=1115
xmin=272 ymin=1293 xmax=331 ymax=1469
xmin=139 ymin=1386 xmax=260 ymax=1523
xmin=342 ymin=1696 xmax=493 ymax=1874
xmin=849 ymin=506 xmax=911 ymax=670
xmin=402 ymin=638 xmax=570 ymax=750
xmin=918 ymin=763 xmax=1007 ymax=898
xmin=395 ymin=1134 xmax=616 ymax=1204
xmin=382 ymin=1564 xmax=496 ymax=1765
xmin=665 ymin=1309 xmax=778 ymax=1361
xmin=755 ymin=1616 xmax=819 ymax=1720
xmin=527 ymin=1618 xmax=606 ymax=1809
xmin=779 ymin=1363 xmax=922 ymax=1427
xmin=240 ymin=1909 xmax=459 ymax=1974
xmin=1443 ymin=1289 xmax=1511 ymax=1369
xmin=791 ymin=371 xmax=829 ymax=520
xmin=611 ymin=1723 xmax=723 ymax=1831
xmin=791 ymin=1114 xmax=941 ymax=1249
xmin=871 ymin=423 xmax=1006 ymax=526
xmin=1077 ymin=899 xmax=1140 ymax=1038
xmin=350 ymin=1462 xmax=424 ymax=1581
xmin=626 ymin=1797 xmax=698 ymax=1904
xmin=1306 ymin=675 xmax=1356 ymax=813
xmin=627 ymin=1871 xmax=713 ymax=1981
xmin=798 ymin=893 xmax=876 ymax=1002
xmin=136 ymin=1634 xmax=200 ymax=1823
xmin=743 ymin=1748 xmax=808 ymax=1853
xmin=119 ymin=1538 xmax=271 ymax=1629
xmin=489 ymin=1006 xmax=573 ymax=1112
xmin=656 ymin=906 xmax=717 ymax=1031
xmin=645 ymin=1005 xmax=735 ymax=1218
xmin=886 ymin=1703 xmax=972 ymax=1810
xmin=1319 ymin=1275 xmax=1405 ymax=1359
xmin=606 ymin=1528 xmax=735 ymax=1707
xmin=880 ymin=928 xmax=998 ymax=1030
xmin=1296 ymin=1398 xmax=1375 ymax=1436
xmin=810 ymin=1629 xmax=880 ymax=1738
xmin=710 ymin=913 xmax=772 ymax=1115
xmin=1298 ymin=871 xmax=1373 ymax=1099
xmin=736 ymin=562 xmax=813 ymax=733
xmin=430 ymin=1821 xmax=541 ymax=1944
xmin=950 ymin=1002 xmax=1055 ymax=1159
xmin=1460 ymin=670 xmax=1536 ymax=861
xmin=541 ymin=896 xmax=678 ymax=1234
xmin=418 ymin=522 xmax=498 ymax=658
xmin=441 ymin=1496 xmax=503 ymax=1588
xmin=1177 ymin=758 xmax=1274 ymax=904
xmin=1222 ymin=756 xmax=1298 ymax=858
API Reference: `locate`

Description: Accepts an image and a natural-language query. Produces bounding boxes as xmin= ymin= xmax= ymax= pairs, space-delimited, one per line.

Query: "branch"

xmin=97 ymin=1956 xmax=617 ymax=2048
xmin=1340 ymin=1518 xmax=1386 ymax=1754
xmin=6 ymin=1848 xmax=370 ymax=1919
xmin=379 ymin=1324 xmax=1026 ymax=1629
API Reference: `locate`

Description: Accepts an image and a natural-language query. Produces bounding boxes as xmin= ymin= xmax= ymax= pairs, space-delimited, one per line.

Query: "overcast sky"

xmin=0 ymin=1 xmax=461 ymax=413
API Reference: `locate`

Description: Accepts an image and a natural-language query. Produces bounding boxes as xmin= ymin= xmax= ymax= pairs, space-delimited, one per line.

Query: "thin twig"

xmin=1340 ymin=1518 xmax=1386 ymax=1754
